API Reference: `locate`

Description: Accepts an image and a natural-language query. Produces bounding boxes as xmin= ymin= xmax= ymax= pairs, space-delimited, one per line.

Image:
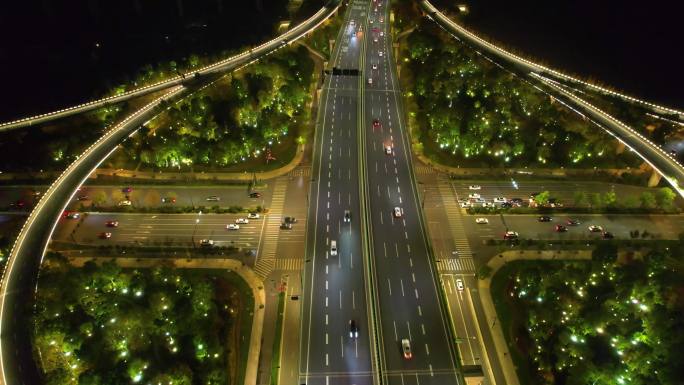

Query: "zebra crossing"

xmin=289 ymin=166 xmax=311 ymax=177
xmin=437 ymin=179 xmax=474 ymax=261
xmin=275 ymin=258 xmax=304 ymax=271
xmin=436 ymin=257 xmax=475 ymax=272
xmin=254 ymin=178 xmax=288 ymax=279
xmin=414 ymin=165 xmax=434 ymax=175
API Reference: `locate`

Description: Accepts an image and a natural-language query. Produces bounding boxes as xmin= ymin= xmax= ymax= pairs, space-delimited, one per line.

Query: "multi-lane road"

xmin=300 ymin=1 xmax=373 ymax=384
xmin=300 ymin=1 xmax=459 ymax=384
xmin=0 ymin=2 xmax=344 ymax=383
xmin=362 ymin=2 xmax=458 ymax=384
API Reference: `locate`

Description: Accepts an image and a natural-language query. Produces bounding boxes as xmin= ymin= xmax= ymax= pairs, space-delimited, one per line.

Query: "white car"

xmin=456 ymin=279 xmax=464 ymax=291
xmin=200 ymin=239 xmax=214 ymax=247
xmin=493 ymin=197 xmax=507 ymax=203
xmin=372 ymin=63 xmax=377 ymax=70
xmin=226 ymin=224 xmax=240 ymax=230
xmin=330 ymin=240 xmax=338 ymax=256
xmin=459 ymin=201 xmax=470 ymax=208
xmin=384 ymin=146 xmax=392 ymax=155
xmin=468 ymin=193 xmax=480 ymax=199
xmin=248 ymin=213 xmax=260 ymax=219
xmin=393 ymin=207 xmax=403 ymax=218
xmin=368 ymin=78 xmax=373 ymax=85
xmin=475 ymin=217 xmax=489 ymax=224
xmin=380 ymin=31 xmax=384 ymax=36
xmin=468 ymin=185 xmax=481 ymax=190
xmin=373 ymin=37 xmax=378 ymax=43
xmin=379 ymin=51 xmax=383 ymax=57
xmin=401 ymin=339 xmax=412 ymax=359
xmin=236 ymin=218 xmax=249 ymax=224
xmin=118 ymin=200 xmax=132 ymax=206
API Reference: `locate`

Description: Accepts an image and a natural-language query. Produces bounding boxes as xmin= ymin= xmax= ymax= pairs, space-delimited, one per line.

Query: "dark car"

xmin=161 ymin=197 xmax=176 ymax=203
xmin=602 ymin=231 xmax=614 ymax=239
xmin=554 ymin=225 xmax=567 ymax=232
xmin=122 ymin=187 xmax=133 ymax=193
xmin=105 ymin=220 xmax=119 ymax=227
xmin=500 ymin=202 xmax=513 ymax=209
xmin=538 ymin=216 xmax=552 ymax=222
xmin=76 ymin=195 xmax=89 ymax=201
xmin=566 ymin=219 xmax=580 ymax=226
xmin=284 ymin=216 xmax=297 ymax=224
xmin=349 ymin=320 xmax=359 ymax=338
xmin=372 ymin=119 xmax=381 ymax=129
xmin=344 ymin=210 xmax=351 ymax=222
xmin=249 ymin=192 xmax=262 ymax=198
xmin=280 ymin=223 xmax=293 ymax=230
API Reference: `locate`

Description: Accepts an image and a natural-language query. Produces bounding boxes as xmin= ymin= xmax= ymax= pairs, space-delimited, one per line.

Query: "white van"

xmin=330 ymin=240 xmax=338 ymax=256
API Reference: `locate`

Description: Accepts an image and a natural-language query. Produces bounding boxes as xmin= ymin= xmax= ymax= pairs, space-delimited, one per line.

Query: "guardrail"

xmin=0 ymin=3 xmax=342 ymax=385
xmin=419 ymin=0 xmax=684 ymax=197
xmin=0 ymin=1 xmax=340 ymax=132
xmin=419 ymin=0 xmax=684 ymax=119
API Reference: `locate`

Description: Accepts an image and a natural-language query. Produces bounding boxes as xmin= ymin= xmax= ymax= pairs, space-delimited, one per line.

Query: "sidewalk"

xmin=0 ymin=144 xmax=305 ymax=183
xmin=477 ymin=250 xmax=592 ymax=385
xmin=67 ymin=256 xmax=266 ymax=385
xmin=414 ymin=151 xmax=648 ymax=179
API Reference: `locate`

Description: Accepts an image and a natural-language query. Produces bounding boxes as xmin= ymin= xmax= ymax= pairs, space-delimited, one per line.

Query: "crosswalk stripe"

xmin=436 ymin=257 xmax=475 ymax=272
xmin=436 ymin=180 xmax=475 ymax=267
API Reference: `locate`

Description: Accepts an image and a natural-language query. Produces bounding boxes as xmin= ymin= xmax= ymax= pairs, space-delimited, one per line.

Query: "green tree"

xmin=640 ymin=192 xmax=656 ymax=209
xmin=603 ymin=191 xmax=617 ymax=207
xmin=655 ymin=187 xmax=676 ymax=210
xmin=534 ymin=191 xmax=550 ymax=206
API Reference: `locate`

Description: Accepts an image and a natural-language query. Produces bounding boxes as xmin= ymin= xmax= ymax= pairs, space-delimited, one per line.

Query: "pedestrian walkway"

xmin=274 ymin=258 xmax=304 ymax=271
xmin=289 ymin=166 xmax=311 ymax=177
xmin=437 ymin=179 xmax=474 ymax=257
xmin=436 ymin=257 xmax=475 ymax=272
xmin=254 ymin=178 xmax=288 ymax=279
xmin=414 ymin=165 xmax=434 ymax=175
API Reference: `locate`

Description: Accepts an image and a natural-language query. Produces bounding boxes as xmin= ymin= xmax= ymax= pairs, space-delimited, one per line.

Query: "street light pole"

xmin=191 ymin=210 xmax=202 ymax=248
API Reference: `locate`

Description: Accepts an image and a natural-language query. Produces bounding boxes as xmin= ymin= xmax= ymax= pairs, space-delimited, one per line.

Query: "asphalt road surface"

xmin=300 ymin=1 xmax=372 ymax=384
xmin=50 ymin=212 xmax=305 ymax=252
xmin=363 ymin=3 xmax=459 ymax=384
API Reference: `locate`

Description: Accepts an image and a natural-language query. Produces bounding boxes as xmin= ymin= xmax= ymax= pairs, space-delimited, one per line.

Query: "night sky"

xmin=432 ymin=0 xmax=684 ymax=109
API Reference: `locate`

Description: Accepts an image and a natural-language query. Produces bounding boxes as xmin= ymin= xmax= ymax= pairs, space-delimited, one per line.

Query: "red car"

xmin=372 ymin=119 xmax=381 ymax=129
xmin=554 ymin=225 xmax=567 ymax=232
xmin=105 ymin=221 xmax=119 ymax=227
xmin=249 ymin=192 xmax=262 ymax=198
xmin=99 ymin=232 xmax=112 ymax=239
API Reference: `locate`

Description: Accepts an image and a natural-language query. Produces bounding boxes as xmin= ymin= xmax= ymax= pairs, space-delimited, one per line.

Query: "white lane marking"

xmin=341 ymin=335 xmax=344 ymax=358
xmin=326 ymin=333 xmax=328 ymax=345
xmin=393 ymin=320 xmax=398 ymax=341
xmin=352 ymin=290 xmax=356 ymax=309
xmin=400 ymin=279 xmax=405 ymax=296
xmin=409 ymin=258 xmax=413 ymax=267
xmin=425 ymin=343 xmax=430 ymax=356
xmin=325 ymin=296 xmax=328 ymax=307
xmin=325 ymin=280 xmax=328 ymax=290
xmin=326 ymin=353 xmax=329 ymax=366
xmin=325 ymin=265 xmax=328 ymax=275
xmin=407 ymin=321 xmax=413 ymax=340
xmin=418 ymin=305 xmax=422 ymax=316
xmin=326 ymin=314 xmax=328 ymax=325
xmin=412 ymin=273 xmax=416 ymax=283
xmin=414 ymin=288 xmax=419 ymax=299
xmin=387 ymin=278 xmax=392 ymax=295
xmin=339 ymin=290 xmax=342 ymax=309
xmin=383 ymin=242 xmax=387 ymax=257
xmin=421 ymin=323 xmax=426 ymax=335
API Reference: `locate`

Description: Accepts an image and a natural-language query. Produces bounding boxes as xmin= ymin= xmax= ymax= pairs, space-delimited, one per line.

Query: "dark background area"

xmin=431 ymin=0 xmax=684 ymax=109
xmin=0 ymin=0 xmax=323 ymax=121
